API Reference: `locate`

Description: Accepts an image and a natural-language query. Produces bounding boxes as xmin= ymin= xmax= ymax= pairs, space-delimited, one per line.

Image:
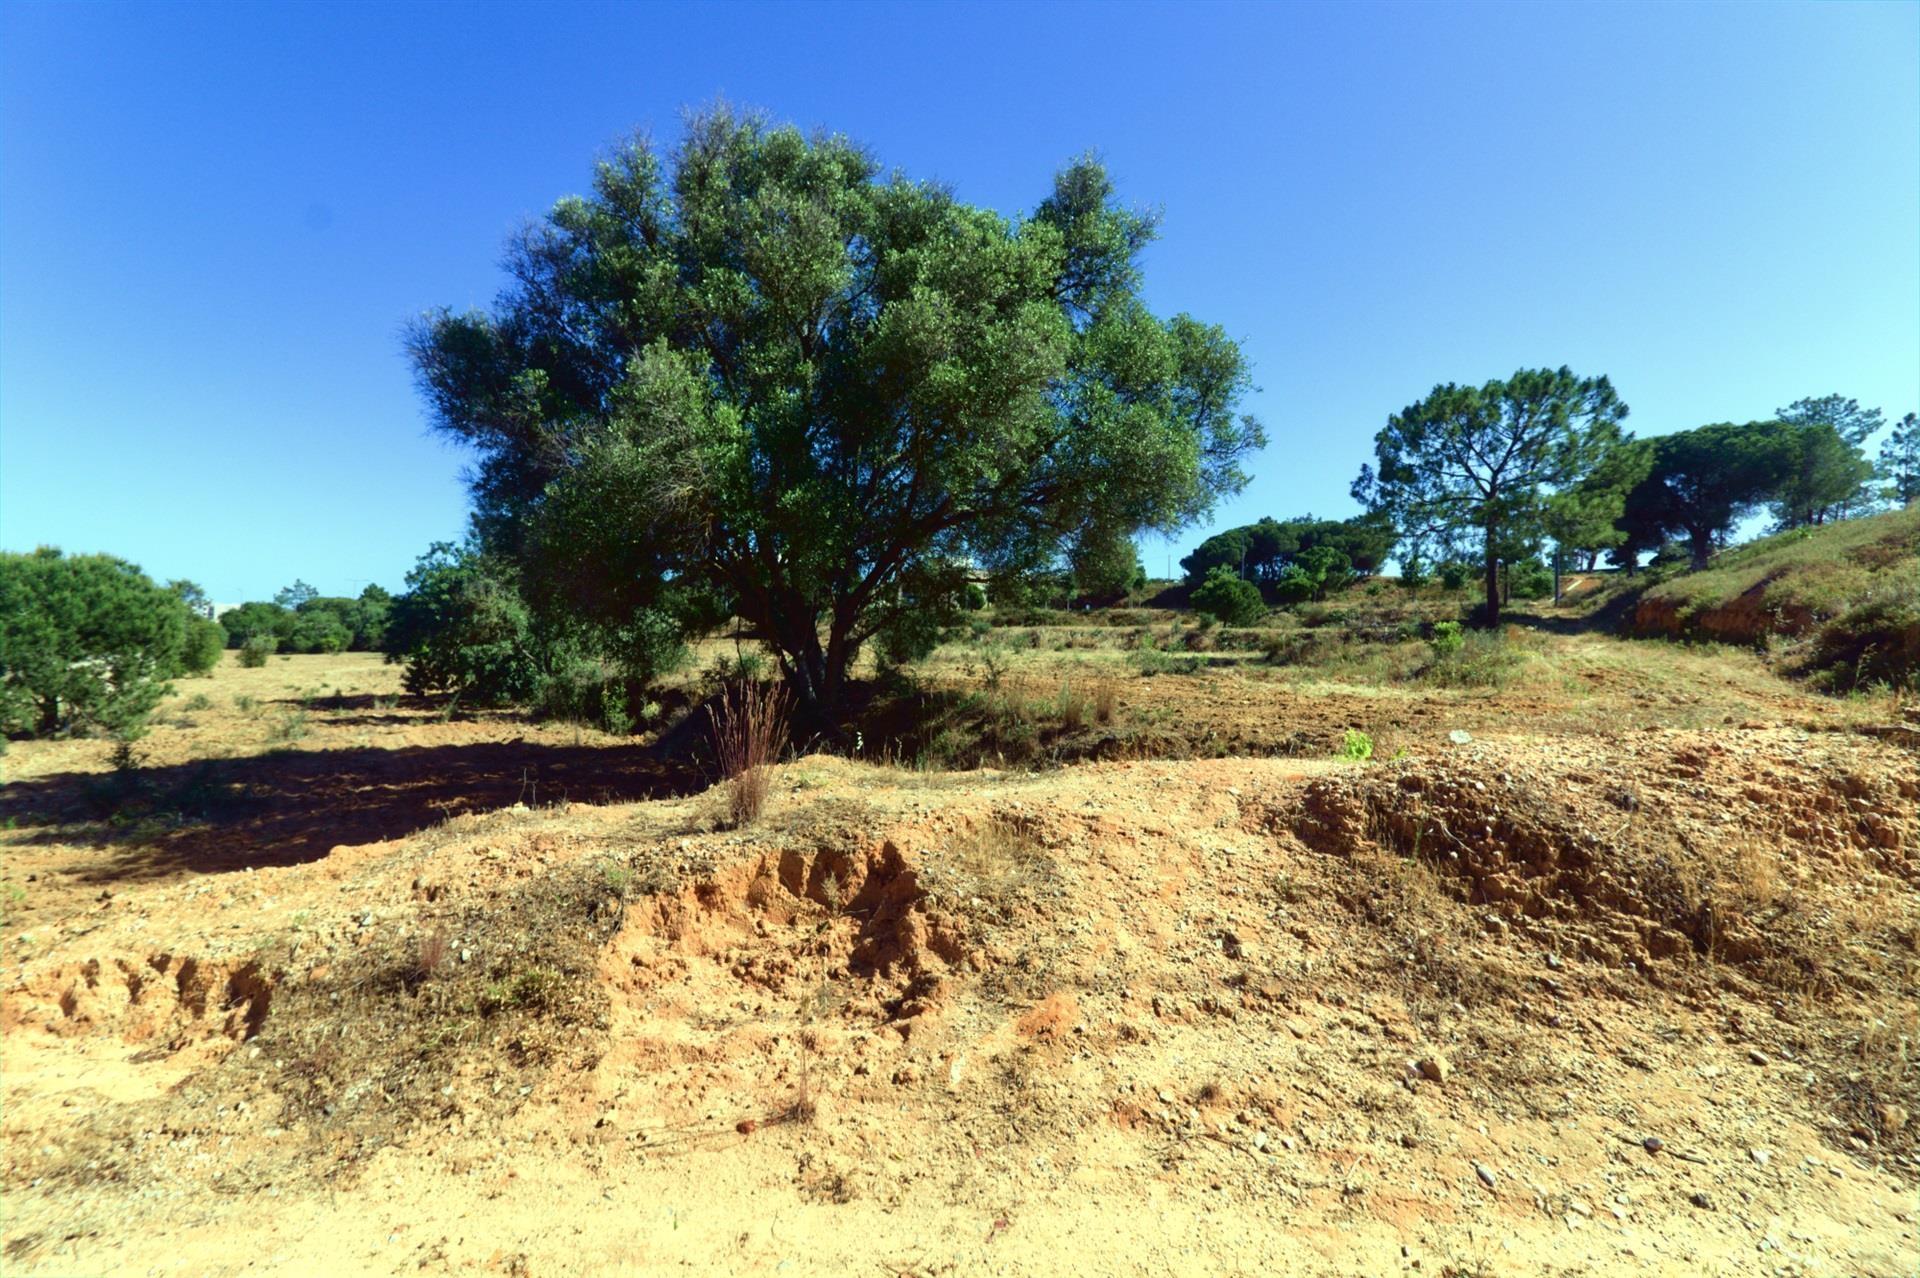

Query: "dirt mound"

xmin=1288 ymin=732 xmax=1919 ymax=989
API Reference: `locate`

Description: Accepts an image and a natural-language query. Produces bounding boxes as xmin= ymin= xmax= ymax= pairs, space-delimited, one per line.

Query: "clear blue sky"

xmin=3 ymin=0 xmax=1916 ymax=600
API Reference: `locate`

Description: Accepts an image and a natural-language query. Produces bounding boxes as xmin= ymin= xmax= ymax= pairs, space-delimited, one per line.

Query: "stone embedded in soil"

xmin=1474 ymin=1163 xmax=1496 ymax=1189
xmin=1416 ymin=1056 xmax=1450 ymax=1083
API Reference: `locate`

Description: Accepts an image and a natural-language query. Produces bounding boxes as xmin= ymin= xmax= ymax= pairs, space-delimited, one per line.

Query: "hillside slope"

xmin=1630 ymin=506 xmax=1919 ymax=690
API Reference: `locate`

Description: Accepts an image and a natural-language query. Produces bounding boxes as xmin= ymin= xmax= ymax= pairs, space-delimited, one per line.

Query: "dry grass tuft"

xmin=709 ymin=680 xmax=790 ymax=827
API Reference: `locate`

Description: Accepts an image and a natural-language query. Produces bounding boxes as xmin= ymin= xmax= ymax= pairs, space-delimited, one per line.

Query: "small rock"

xmin=1449 ymin=730 xmax=1473 ymax=745
xmin=1747 ymin=1048 xmax=1769 ymax=1066
xmin=1417 ymin=1056 xmax=1451 ymax=1084
xmin=1474 ymin=1163 xmax=1496 ymax=1189
xmin=1689 ymin=1191 xmax=1714 ymax=1210
xmin=1877 ymin=1103 xmax=1909 ymax=1133
xmin=1749 ymin=1148 xmax=1771 ymax=1168
xmin=1642 ymin=1136 xmax=1664 ymax=1155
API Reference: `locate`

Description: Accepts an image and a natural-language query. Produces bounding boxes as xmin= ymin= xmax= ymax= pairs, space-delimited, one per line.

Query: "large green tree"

xmin=1615 ymin=421 xmax=1797 ymax=570
xmin=1178 ymin=513 xmax=1394 ymax=585
xmin=1772 ymin=395 xmax=1880 ymax=525
xmin=1877 ymin=412 xmax=1919 ymax=508
xmin=409 ymin=108 xmax=1263 ymax=719
xmin=0 ymin=549 xmax=192 ymax=737
xmin=1352 ymin=367 xmax=1628 ymax=624
xmin=1542 ymin=437 xmax=1653 ymax=570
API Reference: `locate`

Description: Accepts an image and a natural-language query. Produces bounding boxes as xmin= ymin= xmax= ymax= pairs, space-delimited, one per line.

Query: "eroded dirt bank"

xmin=5 ymin=725 xmax=1917 ymax=1276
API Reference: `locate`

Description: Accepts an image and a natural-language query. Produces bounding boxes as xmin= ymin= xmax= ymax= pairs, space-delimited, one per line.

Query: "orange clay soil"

xmin=2 ymin=653 xmax=1916 ymax=1276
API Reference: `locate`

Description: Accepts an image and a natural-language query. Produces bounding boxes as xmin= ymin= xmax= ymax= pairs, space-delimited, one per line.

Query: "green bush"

xmin=962 ymin=583 xmax=988 ymax=612
xmin=289 ymin=610 xmax=352 ymax=654
xmin=0 ymin=548 xmax=190 ymax=737
xmin=180 ymin=615 xmax=227 ymax=675
xmin=1272 ymin=565 xmax=1317 ymax=605
xmin=386 ymin=544 xmax=543 ymax=704
xmin=1427 ymin=620 xmax=1465 ymax=660
xmin=1506 ymin=557 xmax=1554 ymax=600
xmin=1191 ymin=566 xmax=1265 ymax=626
xmin=218 ymin=600 xmax=295 ymax=648
xmin=1438 ymin=561 xmax=1473 ymax=592
xmin=1337 ymin=729 xmax=1374 ymax=761
xmin=237 ymin=635 xmax=277 ymax=668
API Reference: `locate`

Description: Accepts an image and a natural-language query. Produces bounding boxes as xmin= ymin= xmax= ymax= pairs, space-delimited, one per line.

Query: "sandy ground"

xmin=2 ymin=652 xmax=1916 ymax=1276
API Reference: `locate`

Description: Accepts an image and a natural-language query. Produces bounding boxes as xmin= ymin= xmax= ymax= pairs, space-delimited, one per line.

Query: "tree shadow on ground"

xmin=0 ymin=740 xmax=708 ymax=884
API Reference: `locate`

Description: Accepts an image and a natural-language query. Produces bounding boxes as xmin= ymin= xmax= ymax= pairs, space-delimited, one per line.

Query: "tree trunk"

xmin=1688 ymin=529 xmax=1713 ymax=571
xmin=1482 ymin=533 xmax=1501 ymax=627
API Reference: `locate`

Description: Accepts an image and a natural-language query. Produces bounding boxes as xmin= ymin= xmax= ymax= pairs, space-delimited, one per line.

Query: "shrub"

xmin=218 ymin=601 xmax=295 ymax=648
xmin=180 ymin=615 xmax=227 ymax=675
xmin=289 ymin=610 xmax=352 ymax=654
xmin=1438 ymin=561 xmax=1473 ymax=592
xmin=1272 ymin=565 xmax=1317 ymax=605
xmin=385 ymin=544 xmax=545 ymax=704
xmin=1427 ymin=620 xmax=1465 ymax=660
xmin=1506 ymin=557 xmax=1554 ymax=600
xmin=1191 ymin=566 xmax=1265 ymax=626
xmin=237 ymin=635 xmax=277 ymax=668
xmin=1423 ymin=629 xmax=1522 ymax=687
xmin=962 ymin=583 xmax=988 ymax=612
xmin=1337 ymin=729 xmax=1374 ymax=762
xmin=0 ymin=548 xmax=190 ymax=738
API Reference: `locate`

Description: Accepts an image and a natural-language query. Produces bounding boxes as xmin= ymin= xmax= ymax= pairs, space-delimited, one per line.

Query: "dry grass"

xmin=709 ymin=681 xmax=790 ymax=827
xmin=930 ymin=814 xmax=1052 ymax=922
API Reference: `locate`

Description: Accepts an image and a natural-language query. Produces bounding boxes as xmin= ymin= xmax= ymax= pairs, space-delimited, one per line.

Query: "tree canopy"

xmin=1178 ymin=513 xmax=1394 ymax=586
xmin=409 ymin=107 xmax=1263 ymax=719
xmin=1615 ymin=421 xmax=1797 ymax=570
xmin=1352 ymin=367 xmax=1628 ymax=624
xmin=0 ymin=548 xmax=194 ymax=737
xmin=1880 ymin=412 xmax=1920 ymax=508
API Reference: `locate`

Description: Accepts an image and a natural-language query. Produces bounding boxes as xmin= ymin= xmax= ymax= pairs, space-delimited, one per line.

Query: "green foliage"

xmin=1881 ymin=413 xmax=1920 ymax=508
xmin=219 ymin=601 xmax=295 ymax=648
xmin=292 ymin=592 xmax=391 ymax=652
xmin=1616 ymin=421 xmax=1798 ymax=570
xmin=274 ymin=579 xmax=319 ymax=609
xmin=1337 ymin=729 xmax=1373 ymax=762
xmin=1354 ymin=366 xmax=1628 ymax=624
xmin=1398 ymin=556 xmax=1428 ymax=591
xmin=962 ymin=583 xmax=989 ymax=612
xmin=0 ymin=548 xmax=190 ymax=738
xmin=180 ymin=615 xmax=227 ymax=675
xmin=1770 ymin=422 xmax=1874 ymax=530
xmin=1422 ymin=629 xmax=1522 ymax=687
xmin=1437 ymin=561 xmax=1473 ymax=592
xmin=237 ymin=635 xmax=276 ymax=668
xmin=1777 ymin=395 xmax=1883 ymax=448
xmin=385 ymin=543 xmax=543 ymax=705
xmin=1544 ymin=437 xmax=1652 ymax=567
xmin=289 ymin=609 xmax=352 ymax=655
xmin=1427 ymin=620 xmax=1465 ymax=660
xmin=1506 ymin=557 xmax=1554 ymax=600
xmin=1181 ymin=513 xmax=1395 ymax=584
xmin=1069 ymin=525 xmax=1145 ymax=605
xmin=1190 ymin=566 xmax=1265 ymax=625
xmin=408 ymin=107 xmax=1262 ymax=720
